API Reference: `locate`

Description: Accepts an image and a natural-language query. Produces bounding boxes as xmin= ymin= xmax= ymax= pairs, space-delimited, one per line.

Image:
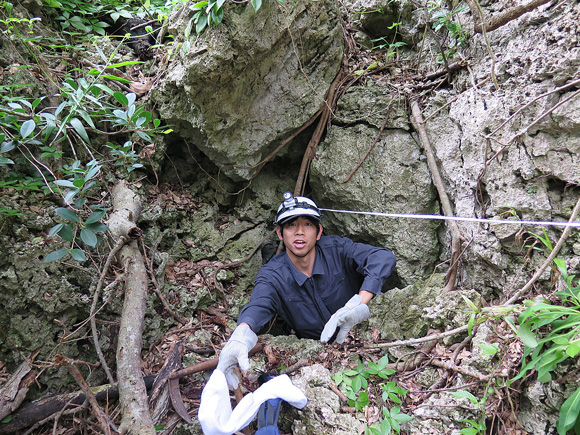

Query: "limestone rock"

xmin=310 ymin=85 xmax=441 ymax=286
xmin=152 ymin=0 xmax=344 ymax=181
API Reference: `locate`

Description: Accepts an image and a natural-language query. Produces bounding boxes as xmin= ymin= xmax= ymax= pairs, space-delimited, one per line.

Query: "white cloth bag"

xmin=198 ymin=369 xmax=307 ymax=435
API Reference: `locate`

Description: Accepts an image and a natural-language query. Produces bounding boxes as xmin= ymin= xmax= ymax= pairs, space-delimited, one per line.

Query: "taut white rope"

xmin=318 ymin=208 xmax=580 ymax=228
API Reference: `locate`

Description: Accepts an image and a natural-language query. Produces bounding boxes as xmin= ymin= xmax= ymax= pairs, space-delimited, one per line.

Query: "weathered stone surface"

xmin=291 ymin=364 xmax=359 ymax=435
xmin=364 ymin=275 xmax=444 ymax=341
xmin=310 ymin=85 xmax=441 ymax=286
xmin=152 ymin=0 xmax=344 ymax=181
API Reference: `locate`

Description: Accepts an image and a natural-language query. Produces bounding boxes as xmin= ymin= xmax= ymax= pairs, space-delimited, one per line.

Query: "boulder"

xmin=152 ymin=0 xmax=344 ymax=181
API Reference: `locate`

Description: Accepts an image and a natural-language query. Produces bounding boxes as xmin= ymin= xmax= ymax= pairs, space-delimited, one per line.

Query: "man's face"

xmin=276 ymin=216 xmax=322 ymax=260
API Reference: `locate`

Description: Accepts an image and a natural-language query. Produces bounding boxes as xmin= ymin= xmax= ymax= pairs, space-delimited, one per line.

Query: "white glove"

xmin=320 ymin=294 xmax=370 ymax=344
xmin=216 ymin=324 xmax=258 ymax=389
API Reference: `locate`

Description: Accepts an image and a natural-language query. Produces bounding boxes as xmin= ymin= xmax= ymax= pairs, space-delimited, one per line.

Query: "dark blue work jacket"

xmin=237 ymin=235 xmax=396 ymax=339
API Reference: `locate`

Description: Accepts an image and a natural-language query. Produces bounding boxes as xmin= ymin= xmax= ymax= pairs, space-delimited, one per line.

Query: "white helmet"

xmin=274 ymin=191 xmax=322 ymax=225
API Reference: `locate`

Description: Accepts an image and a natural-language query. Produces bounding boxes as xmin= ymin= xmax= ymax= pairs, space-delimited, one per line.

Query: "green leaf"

xmin=557 ymin=388 xmax=580 ymax=435
xmin=86 ymin=222 xmax=108 ymax=233
xmin=55 ymin=180 xmax=76 ymax=189
xmin=69 ymin=117 xmax=90 ymax=144
xmin=251 ymin=0 xmax=262 ymax=11
xmin=196 ymin=14 xmax=208 ymax=33
xmin=566 ymin=342 xmax=580 ymax=358
xmin=70 ymin=248 xmax=86 ymax=261
xmin=1 ymin=140 xmax=15 ymax=152
xmin=48 ymin=223 xmax=64 ymax=237
xmin=44 ymin=248 xmax=69 ymax=262
xmin=102 ymin=74 xmax=132 ymax=83
xmin=55 ymin=207 xmax=79 ymax=222
xmin=113 ymin=92 xmax=128 ymax=106
xmin=352 ymin=375 xmax=362 ymax=393
xmin=450 ymin=390 xmax=478 ymax=404
xmin=461 ymin=293 xmax=479 ymax=313
xmin=107 ymin=61 xmax=142 ymax=69
xmin=517 ymin=323 xmax=539 ymax=348
xmin=58 ymin=224 xmax=74 ymax=242
xmin=80 ymin=228 xmax=97 ymax=247
xmin=0 ymin=158 xmax=14 ymax=166
xmin=85 ymin=209 xmax=106 ymax=224
xmin=1 ymin=414 xmax=13 ymax=423
xmin=20 ymin=119 xmax=36 ymax=138
xmin=380 ymin=418 xmax=392 ymax=434
xmin=393 ymin=413 xmax=413 ymax=423
xmin=479 ymin=343 xmax=499 ymax=355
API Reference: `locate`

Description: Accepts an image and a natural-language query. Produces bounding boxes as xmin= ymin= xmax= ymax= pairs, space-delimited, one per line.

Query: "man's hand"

xmin=320 ymin=294 xmax=370 ymax=344
xmin=216 ymin=323 xmax=258 ymax=389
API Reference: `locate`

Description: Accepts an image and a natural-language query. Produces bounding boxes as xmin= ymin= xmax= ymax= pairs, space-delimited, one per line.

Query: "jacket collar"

xmin=283 ymin=245 xmax=325 ymax=286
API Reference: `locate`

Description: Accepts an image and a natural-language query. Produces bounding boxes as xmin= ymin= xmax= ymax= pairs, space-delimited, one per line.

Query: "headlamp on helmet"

xmin=274 ymin=191 xmax=322 ymax=225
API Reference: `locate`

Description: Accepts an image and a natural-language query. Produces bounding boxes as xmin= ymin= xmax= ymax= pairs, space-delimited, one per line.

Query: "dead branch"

xmin=149 ymin=341 xmax=185 ymax=424
xmin=409 ymin=97 xmax=463 ymax=292
xmin=169 ymin=343 xmax=264 ymax=380
xmin=141 ymin=238 xmax=187 ymax=325
xmin=468 ymin=0 xmax=552 ymax=33
xmin=429 ymin=359 xmax=494 ymax=382
xmin=108 ymin=180 xmax=155 ymax=435
xmin=364 ymin=325 xmax=469 ymax=350
xmin=328 ymin=382 xmax=348 ymax=403
xmin=504 ymin=193 xmax=580 ymax=305
xmin=0 ymin=377 xmax=156 ymax=434
xmin=467 ymin=0 xmax=499 ymax=89
xmin=0 ymin=350 xmax=39 ymax=421
xmin=484 ymin=87 xmax=580 ymax=168
xmin=54 ymin=355 xmax=114 ymax=435
xmin=285 ymin=358 xmax=309 ymax=375
xmin=485 ymin=77 xmax=580 ymax=140
xmin=91 ymin=238 xmax=129 ymax=386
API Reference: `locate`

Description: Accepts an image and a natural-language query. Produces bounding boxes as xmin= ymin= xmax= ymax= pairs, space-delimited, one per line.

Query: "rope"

xmin=318 ymin=208 xmax=580 ymax=229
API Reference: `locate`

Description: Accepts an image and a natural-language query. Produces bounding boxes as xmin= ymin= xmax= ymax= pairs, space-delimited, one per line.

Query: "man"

xmin=217 ymin=192 xmax=396 ymax=389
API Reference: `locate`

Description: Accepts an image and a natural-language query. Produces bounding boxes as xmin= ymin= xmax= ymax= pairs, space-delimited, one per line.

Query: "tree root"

xmin=409 ymin=97 xmax=464 ymax=292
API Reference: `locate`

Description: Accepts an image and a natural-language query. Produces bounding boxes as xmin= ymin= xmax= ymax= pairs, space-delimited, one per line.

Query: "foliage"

xmin=46 ymin=203 xmax=108 ymax=262
xmin=450 ymin=391 xmax=487 ymax=435
xmin=427 ymin=0 xmax=468 ymax=62
xmin=0 ymin=5 xmax=170 ymax=263
xmin=333 ymin=355 xmax=413 ymax=434
xmin=510 ymin=231 xmax=580 ymax=435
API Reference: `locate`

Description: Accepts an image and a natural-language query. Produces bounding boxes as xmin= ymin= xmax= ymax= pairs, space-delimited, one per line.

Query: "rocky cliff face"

xmin=2 ymin=0 xmax=579 ymax=433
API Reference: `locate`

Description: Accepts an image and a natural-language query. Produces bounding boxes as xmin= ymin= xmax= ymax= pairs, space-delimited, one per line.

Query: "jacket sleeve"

xmin=342 ymin=237 xmax=396 ymax=295
xmin=237 ymin=272 xmax=281 ymax=333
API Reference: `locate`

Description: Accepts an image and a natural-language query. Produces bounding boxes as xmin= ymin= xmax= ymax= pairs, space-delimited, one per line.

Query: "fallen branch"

xmin=409 ymin=97 xmax=463 ymax=292
xmin=54 ymin=355 xmax=113 ymax=435
xmin=504 ymin=193 xmax=580 ymax=305
xmin=0 ymin=377 xmax=156 ymax=434
xmin=142 ymin=238 xmax=187 ymax=325
xmin=91 ymin=238 xmax=128 ymax=386
xmin=469 ymin=0 xmax=552 ymax=33
xmin=149 ymin=341 xmax=185 ymax=424
xmin=108 ymin=180 xmax=155 ymax=435
xmin=429 ymin=359 xmax=495 ymax=382
xmin=169 ymin=343 xmax=264 ymax=380
xmin=364 ymin=325 xmax=469 ymax=350
xmin=0 ymin=350 xmax=39 ymax=421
